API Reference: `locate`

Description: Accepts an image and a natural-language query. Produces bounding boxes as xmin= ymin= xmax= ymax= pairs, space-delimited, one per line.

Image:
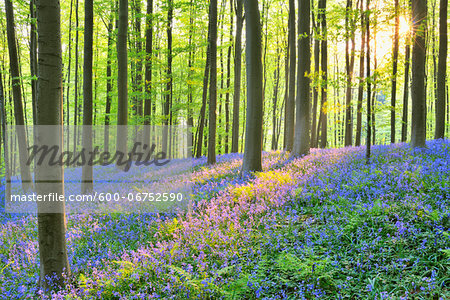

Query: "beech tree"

xmin=284 ymin=0 xmax=296 ymax=151
xmin=435 ymin=0 xmax=447 ymax=139
xmin=390 ymin=0 xmax=400 ymax=143
xmin=231 ymin=0 xmax=244 ymax=153
xmin=411 ymin=0 xmax=427 ymax=148
xmin=207 ymin=0 xmax=218 ymax=165
xmin=292 ymin=0 xmax=311 ymax=156
xmin=81 ymin=0 xmax=94 ymax=193
xmin=5 ymin=0 xmax=33 ymax=191
xmin=35 ymin=0 xmax=70 ymax=289
xmin=242 ymin=0 xmax=263 ymax=173
xmin=116 ymin=0 xmax=128 ymax=163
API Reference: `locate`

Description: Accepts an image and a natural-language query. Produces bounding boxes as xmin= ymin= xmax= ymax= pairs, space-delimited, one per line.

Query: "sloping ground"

xmin=0 ymin=141 xmax=449 ymax=299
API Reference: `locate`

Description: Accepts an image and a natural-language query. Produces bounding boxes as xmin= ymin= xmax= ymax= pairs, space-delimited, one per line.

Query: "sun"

xmin=399 ymin=16 xmax=411 ymax=36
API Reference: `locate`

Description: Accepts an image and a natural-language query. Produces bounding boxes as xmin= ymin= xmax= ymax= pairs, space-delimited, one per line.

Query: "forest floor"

xmin=1 ymin=140 xmax=449 ymax=299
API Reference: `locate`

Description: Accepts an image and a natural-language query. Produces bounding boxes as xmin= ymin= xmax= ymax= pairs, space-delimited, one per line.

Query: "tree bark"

xmin=402 ymin=36 xmax=411 ymax=142
xmin=391 ymin=0 xmax=400 ymax=143
xmin=116 ymin=0 xmax=128 ymax=163
xmin=285 ymin=0 xmax=296 ymax=151
xmin=195 ymin=41 xmax=210 ymax=158
xmin=144 ymin=0 xmax=153 ymax=148
xmin=81 ymin=0 xmax=93 ymax=193
xmin=344 ymin=0 xmax=355 ymax=146
xmin=5 ymin=0 xmax=33 ymax=191
xmin=318 ymin=0 xmax=328 ymax=149
xmin=207 ymin=0 xmax=218 ymax=164
xmin=411 ymin=0 xmax=427 ymax=147
xmin=35 ymin=0 xmax=70 ymax=289
xmin=292 ymin=0 xmax=310 ymax=156
xmin=104 ymin=6 xmax=114 ymax=157
xmin=30 ymin=0 xmax=38 ymax=126
xmin=311 ymin=3 xmax=320 ymax=148
xmin=355 ymin=0 xmax=365 ymax=146
xmin=231 ymin=0 xmax=243 ymax=153
xmin=242 ymin=0 xmax=263 ymax=173
xmin=162 ymin=0 xmax=173 ymax=155
xmin=366 ymin=0 xmax=371 ymax=163
xmin=435 ymin=0 xmax=447 ymax=139
xmin=225 ymin=0 xmax=233 ymax=153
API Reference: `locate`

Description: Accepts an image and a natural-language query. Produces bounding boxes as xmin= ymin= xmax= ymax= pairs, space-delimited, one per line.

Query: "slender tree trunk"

xmin=0 ymin=68 xmax=11 ymax=199
xmin=390 ymin=0 xmax=400 ymax=143
xmin=81 ymin=0 xmax=93 ymax=193
xmin=311 ymin=3 xmax=320 ymax=148
xmin=366 ymin=0 xmax=371 ymax=163
xmin=271 ymin=46 xmax=281 ymax=150
xmin=104 ymin=6 xmax=114 ymax=156
xmin=207 ymin=0 xmax=218 ymax=165
xmin=35 ymin=0 xmax=70 ymax=289
xmin=116 ymin=0 xmax=128 ymax=162
xmin=73 ymin=0 xmax=79 ymax=153
xmin=435 ymin=0 xmax=447 ymax=139
xmin=225 ymin=0 xmax=233 ymax=153
xmin=402 ymin=35 xmax=411 ymax=142
xmin=344 ymin=0 xmax=355 ymax=146
xmin=30 ymin=0 xmax=38 ymax=126
xmin=318 ymin=0 xmax=328 ymax=148
xmin=411 ymin=0 xmax=427 ymax=147
xmin=231 ymin=0 xmax=243 ymax=153
xmin=195 ymin=41 xmax=210 ymax=158
xmin=5 ymin=0 xmax=33 ymax=191
xmin=135 ymin=0 xmax=143 ymax=118
xmin=64 ymin=0 xmax=73 ymax=151
xmin=285 ymin=0 xmax=296 ymax=151
xmin=162 ymin=0 xmax=173 ymax=155
xmin=187 ymin=0 xmax=194 ymax=155
xmin=242 ymin=0 xmax=263 ymax=173
xmin=292 ymin=0 xmax=311 ymax=156
xmin=144 ymin=0 xmax=153 ymax=147
xmin=355 ymin=0 xmax=365 ymax=146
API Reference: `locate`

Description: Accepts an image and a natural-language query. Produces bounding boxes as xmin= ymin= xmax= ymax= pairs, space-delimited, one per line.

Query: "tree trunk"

xmin=162 ymin=0 xmax=173 ymax=155
xmin=187 ymin=0 xmax=194 ymax=155
xmin=64 ymin=0 xmax=73 ymax=151
xmin=242 ymin=0 xmax=263 ymax=173
xmin=271 ymin=46 xmax=281 ymax=150
xmin=195 ymin=41 xmax=210 ymax=158
xmin=285 ymin=0 xmax=296 ymax=151
xmin=402 ymin=36 xmax=411 ymax=142
xmin=104 ymin=6 xmax=114 ymax=156
xmin=311 ymin=3 xmax=320 ymax=148
xmin=5 ymin=0 xmax=33 ymax=191
xmin=411 ymin=0 xmax=427 ymax=147
xmin=0 ymin=68 xmax=11 ymax=199
xmin=30 ymin=0 xmax=38 ymax=126
xmin=207 ymin=0 xmax=218 ymax=165
xmin=134 ymin=0 xmax=143 ymax=118
xmin=391 ymin=0 xmax=400 ymax=143
xmin=231 ymin=0 xmax=243 ymax=153
xmin=318 ymin=0 xmax=328 ymax=148
xmin=435 ymin=0 xmax=447 ymax=139
xmin=292 ymin=0 xmax=310 ymax=156
xmin=355 ymin=0 xmax=365 ymax=146
xmin=225 ymin=0 xmax=233 ymax=153
xmin=144 ymin=0 xmax=153 ymax=148
xmin=366 ymin=0 xmax=371 ymax=163
xmin=35 ymin=0 xmax=70 ymax=289
xmin=116 ymin=0 xmax=128 ymax=163
xmin=81 ymin=0 xmax=93 ymax=193
xmin=73 ymin=0 xmax=79 ymax=153
xmin=344 ymin=0 xmax=355 ymax=146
